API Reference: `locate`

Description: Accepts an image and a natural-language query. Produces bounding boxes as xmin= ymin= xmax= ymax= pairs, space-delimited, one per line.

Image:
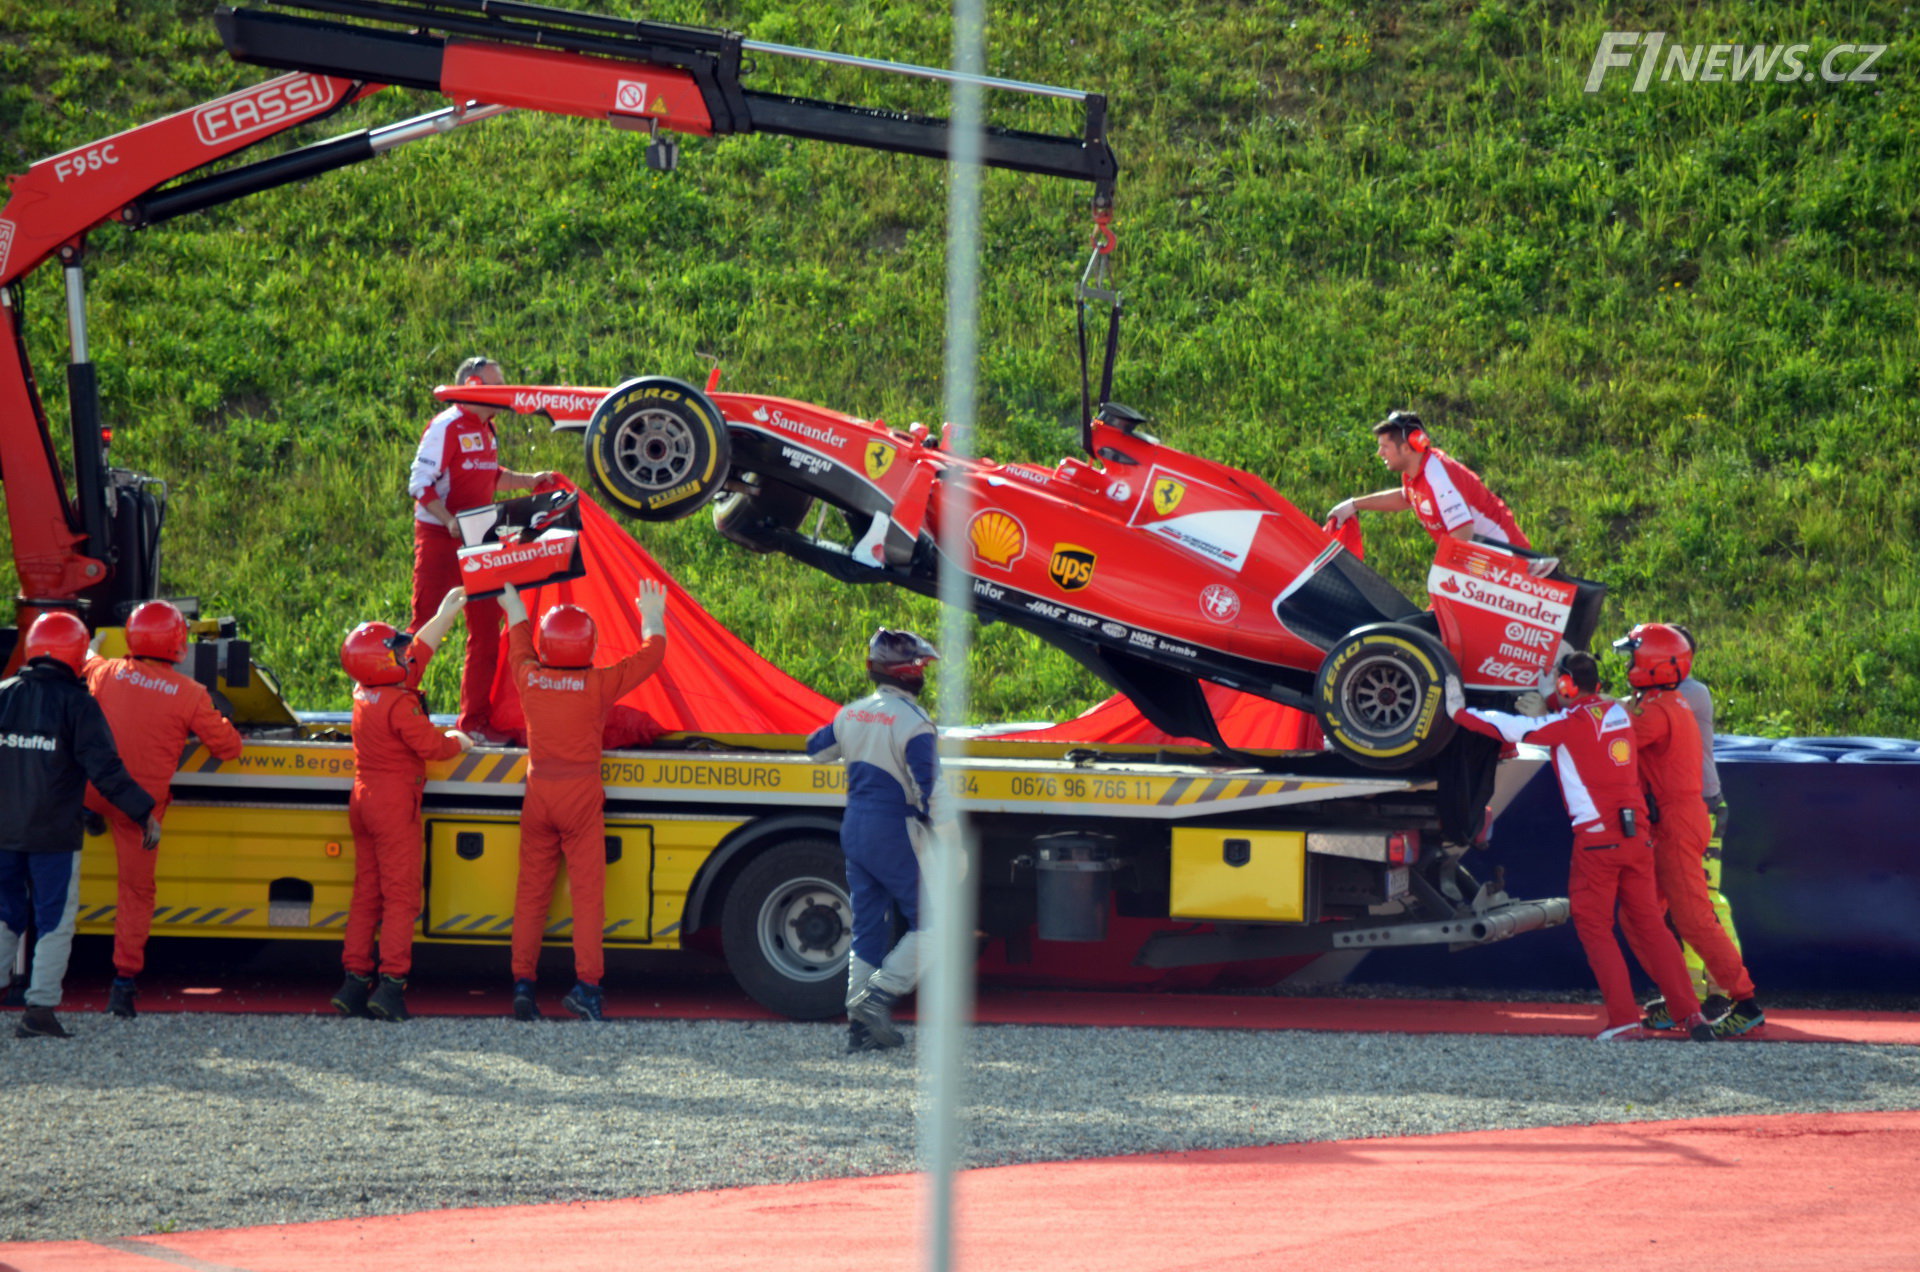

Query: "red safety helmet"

xmin=340 ymin=622 xmax=409 ymax=687
xmin=867 ymin=627 xmax=939 ymax=692
xmin=25 ymin=611 xmax=89 ymax=674
xmin=538 ymin=605 xmax=596 ymax=668
xmin=126 ymin=601 xmax=189 ymax=662
xmin=1615 ymin=622 xmax=1692 ymax=691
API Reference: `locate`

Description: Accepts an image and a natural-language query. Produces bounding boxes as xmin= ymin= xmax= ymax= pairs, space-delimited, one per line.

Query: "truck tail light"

xmin=1386 ymin=832 xmax=1415 ymax=865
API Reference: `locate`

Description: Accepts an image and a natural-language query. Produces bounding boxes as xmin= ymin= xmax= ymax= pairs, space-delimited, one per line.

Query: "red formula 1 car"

xmin=439 ymin=377 xmax=1605 ymax=773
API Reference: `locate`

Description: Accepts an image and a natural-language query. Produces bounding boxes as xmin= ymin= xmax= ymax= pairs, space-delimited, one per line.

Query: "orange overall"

xmin=1632 ymin=690 xmax=1756 ymax=1002
xmin=83 ymin=655 xmax=244 ymax=979
xmin=345 ymin=649 xmax=465 ymax=977
xmin=507 ymin=624 xmax=664 ymax=985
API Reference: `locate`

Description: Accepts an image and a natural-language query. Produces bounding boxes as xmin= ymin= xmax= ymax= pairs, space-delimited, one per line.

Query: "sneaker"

xmin=367 ymin=975 xmax=410 ymax=1022
xmin=561 ymin=981 xmax=606 ymax=1022
xmin=108 ymin=978 xmax=139 ymax=1020
xmin=1640 ymin=997 xmax=1677 ymax=1031
xmin=331 ymin=972 xmax=375 ymax=1018
xmin=16 ymin=1006 xmax=72 ymax=1039
xmin=512 ymin=979 xmax=542 ymax=1021
xmin=1711 ymin=998 xmax=1766 ymax=1038
xmin=1595 ymin=1021 xmax=1652 ymax=1042
xmin=847 ymin=1020 xmax=896 ymax=1053
xmin=848 ymin=985 xmax=904 ymax=1048
xmin=1701 ymin=993 xmax=1735 ymax=1023
xmin=1684 ymin=1011 xmax=1718 ymax=1043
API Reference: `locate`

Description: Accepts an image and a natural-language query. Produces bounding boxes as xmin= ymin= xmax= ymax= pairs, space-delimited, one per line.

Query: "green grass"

xmin=2 ymin=0 xmax=1916 ymax=733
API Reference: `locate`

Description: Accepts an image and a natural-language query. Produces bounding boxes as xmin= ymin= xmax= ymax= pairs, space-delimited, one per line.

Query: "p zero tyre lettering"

xmin=583 ymin=376 xmax=732 ymax=522
xmin=1314 ymin=623 xmax=1459 ymax=770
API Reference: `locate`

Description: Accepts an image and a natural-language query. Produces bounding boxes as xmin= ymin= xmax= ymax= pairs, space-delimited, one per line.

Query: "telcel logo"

xmin=194 ymin=75 xmax=332 ymax=146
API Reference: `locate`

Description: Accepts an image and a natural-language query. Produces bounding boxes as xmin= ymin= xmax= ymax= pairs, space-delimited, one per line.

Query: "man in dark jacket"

xmin=0 ymin=612 xmax=160 ymax=1039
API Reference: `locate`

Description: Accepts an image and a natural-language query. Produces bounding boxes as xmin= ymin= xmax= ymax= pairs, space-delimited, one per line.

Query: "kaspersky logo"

xmin=193 ymin=75 xmax=333 ymax=145
xmin=864 ymin=441 xmax=895 ymax=481
xmin=1048 ymin=545 xmax=1095 ymax=591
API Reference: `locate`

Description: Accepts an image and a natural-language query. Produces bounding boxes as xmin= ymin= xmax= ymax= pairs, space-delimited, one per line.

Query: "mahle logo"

xmin=1048 ymin=545 xmax=1096 ymax=591
xmin=1585 ymin=32 xmax=1886 ymax=92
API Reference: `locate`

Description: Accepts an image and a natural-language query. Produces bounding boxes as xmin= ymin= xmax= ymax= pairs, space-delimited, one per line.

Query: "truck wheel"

xmin=712 ymin=476 xmax=814 ymax=552
xmin=583 ymin=376 xmax=731 ymax=521
xmin=1315 ymin=622 xmax=1458 ymax=770
xmin=719 ymin=838 xmax=851 ymax=1020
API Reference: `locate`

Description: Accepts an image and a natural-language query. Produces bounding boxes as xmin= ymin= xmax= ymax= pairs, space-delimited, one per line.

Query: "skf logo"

xmin=1608 ymin=738 xmax=1632 ymax=766
xmin=615 ymin=80 xmax=649 ymax=113
xmin=1048 ymin=545 xmax=1095 ymax=591
xmin=864 ymin=441 xmax=895 ymax=482
xmin=193 ymin=75 xmax=332 ymax=146
xmin=459 ymin=433 xmax=488 ymax=453
xmin=1152 ymin=477 xmax=1185 ymax=516
xmin=968 ymin=511 xmax=1025 ymax=571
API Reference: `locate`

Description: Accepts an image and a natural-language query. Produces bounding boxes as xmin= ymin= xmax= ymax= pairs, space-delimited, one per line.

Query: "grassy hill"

xmin=2 ymin=0 xmax=1915 ymax=734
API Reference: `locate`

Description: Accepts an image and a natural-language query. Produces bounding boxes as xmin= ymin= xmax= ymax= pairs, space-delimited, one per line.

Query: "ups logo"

xmin=1049 ymin=545 xmax=1096 ymax=591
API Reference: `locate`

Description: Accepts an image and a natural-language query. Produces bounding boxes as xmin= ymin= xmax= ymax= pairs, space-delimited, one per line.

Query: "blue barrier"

xmin=1358 ymin=742 xmax=1920 ymax=994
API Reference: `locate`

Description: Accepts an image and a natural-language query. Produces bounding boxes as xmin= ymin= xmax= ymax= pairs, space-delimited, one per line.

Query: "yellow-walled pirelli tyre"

xmin=1314 ymin=622 xmax=1459 ymax=770
xmin=583 ymin=376 xmax=731 ymax=521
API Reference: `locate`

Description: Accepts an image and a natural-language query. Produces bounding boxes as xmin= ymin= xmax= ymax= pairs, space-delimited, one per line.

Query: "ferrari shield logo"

xmin=1152 ymin=477 xmax=1185 ymax=516
xmin=865 ymin=441 xmax=896 ymax=482
xmin=1048 ymin=545 xmax=1096 ymax=591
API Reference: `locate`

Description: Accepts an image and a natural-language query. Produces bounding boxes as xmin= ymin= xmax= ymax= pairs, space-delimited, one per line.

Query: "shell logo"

xmin=1608 ymin=738 xmax=1632 ymax=766
xmin=968 ymin=511 xmax=1025 ymax=571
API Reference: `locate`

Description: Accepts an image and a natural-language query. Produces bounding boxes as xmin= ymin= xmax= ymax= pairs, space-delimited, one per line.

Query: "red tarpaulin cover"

xmin=1009 ymin=683 xmax=1325 ymax=751
xmin=485 ymin=482 xmax=838 ymax=745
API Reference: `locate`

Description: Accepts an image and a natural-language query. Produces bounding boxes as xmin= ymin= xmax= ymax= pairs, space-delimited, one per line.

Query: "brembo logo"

xmin=193 ymin=76 xmax=331 ymax=145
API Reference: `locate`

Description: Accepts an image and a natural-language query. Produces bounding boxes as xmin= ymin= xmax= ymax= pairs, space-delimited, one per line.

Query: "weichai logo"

xmin=1048 ymin=545 xmax=1096 ymax=591
xmin=193 ymin=75 xmax=332 ymax=145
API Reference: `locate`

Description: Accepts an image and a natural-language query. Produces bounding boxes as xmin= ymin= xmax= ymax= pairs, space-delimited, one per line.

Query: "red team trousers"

xmin=100 ymin=808 xmax=159 ymax=979
xmin=1569 ymin=834 xmax=1701 ymax=1029
xmin=342 ymin=778 xmax=427 ymax=978
xmin=1652 ymin=805 xmax=1756 ymax=1001
xmin=510 ymin=774 xmax=608 ymax=985
xmin=411 ymin=521 xmax=504 ymax=734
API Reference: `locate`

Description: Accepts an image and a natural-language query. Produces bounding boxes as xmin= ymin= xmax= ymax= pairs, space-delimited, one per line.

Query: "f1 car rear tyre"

xmin=719 ymin=838 xmax=851 ymax=1020
xmin=712 ymin=476 xmax=814 ymax=552
xmin=1314 ymin=622 xmax=1459 ymax=770
xmin=583 ymin=376 xmax=732 ymax=522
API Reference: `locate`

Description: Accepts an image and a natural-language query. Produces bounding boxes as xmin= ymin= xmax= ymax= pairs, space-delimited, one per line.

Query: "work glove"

xmin=1514 ymin=690 xmax=1548 ymax=717
xmin=498 ymin=580 xmax=528 ymax=627
xmin=142 ymin=816 xmax=163 ymax=851
xmin=448 ymin=729 xmax=476 ymax=753
xmin=1326 ymin=499 xmax=1358 ymax=525
xmin=1444 ymin=674 xmax=1465 ymax=720
xmin=637 ymin=580 xmax=668 ymax=639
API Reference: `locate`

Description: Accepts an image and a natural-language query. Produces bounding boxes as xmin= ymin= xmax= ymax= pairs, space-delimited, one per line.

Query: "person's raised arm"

xmin=415 ymin=587 xmax=467 ymax=650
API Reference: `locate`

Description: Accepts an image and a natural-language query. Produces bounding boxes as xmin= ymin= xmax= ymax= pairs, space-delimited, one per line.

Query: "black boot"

xmin=108 ymin=978 xmax=139 ymax=1019
xmin=512 ymin=979 xmax=541 ymax=1021
xmin=848 ymin=985 xmax=904 ymax=1048
xmin=367 ymin=975 xmax=410 ymax=1022
xmin=331 ymin=972 xmax=374 ymax=1018
xmin=16 ymin=1006 xmax=72 ymax=1039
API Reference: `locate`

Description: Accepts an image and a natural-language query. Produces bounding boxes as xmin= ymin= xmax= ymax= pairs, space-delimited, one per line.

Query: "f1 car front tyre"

xmin=583 ymin=376 xmax=732 ymax=521
xmin=1314 ymin=622 xmax=1459 ymax=770
xmin=719 ymin=839 xmax=852 ymax=1020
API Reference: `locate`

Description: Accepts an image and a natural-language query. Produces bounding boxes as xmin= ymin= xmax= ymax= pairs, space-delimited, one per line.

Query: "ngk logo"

xmin=193 ymin=75 xmax=331 ymax=146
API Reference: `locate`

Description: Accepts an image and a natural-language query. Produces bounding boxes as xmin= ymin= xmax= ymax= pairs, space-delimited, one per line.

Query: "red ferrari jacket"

xmin=353 ymin=645 xmax=465 ymax=784
xmin=1401 ymin=448 xmax=1529 ymax=549
xmin=506 ymin=624 xmax=665 ymax=781
xmin=84 ymin=655 xmax=243 ymax=810
xmin=1630 ymin=689 xmax=1706 ymax=818
xmin=409 ymin=404 xmax=500 ymax=523
xmin=1455 ymin=693 xmax=1645 ymax=846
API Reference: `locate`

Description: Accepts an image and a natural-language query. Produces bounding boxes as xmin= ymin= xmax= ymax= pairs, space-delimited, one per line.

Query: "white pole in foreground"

xmin=921 ymin=0 xmax=984 ymax=1267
